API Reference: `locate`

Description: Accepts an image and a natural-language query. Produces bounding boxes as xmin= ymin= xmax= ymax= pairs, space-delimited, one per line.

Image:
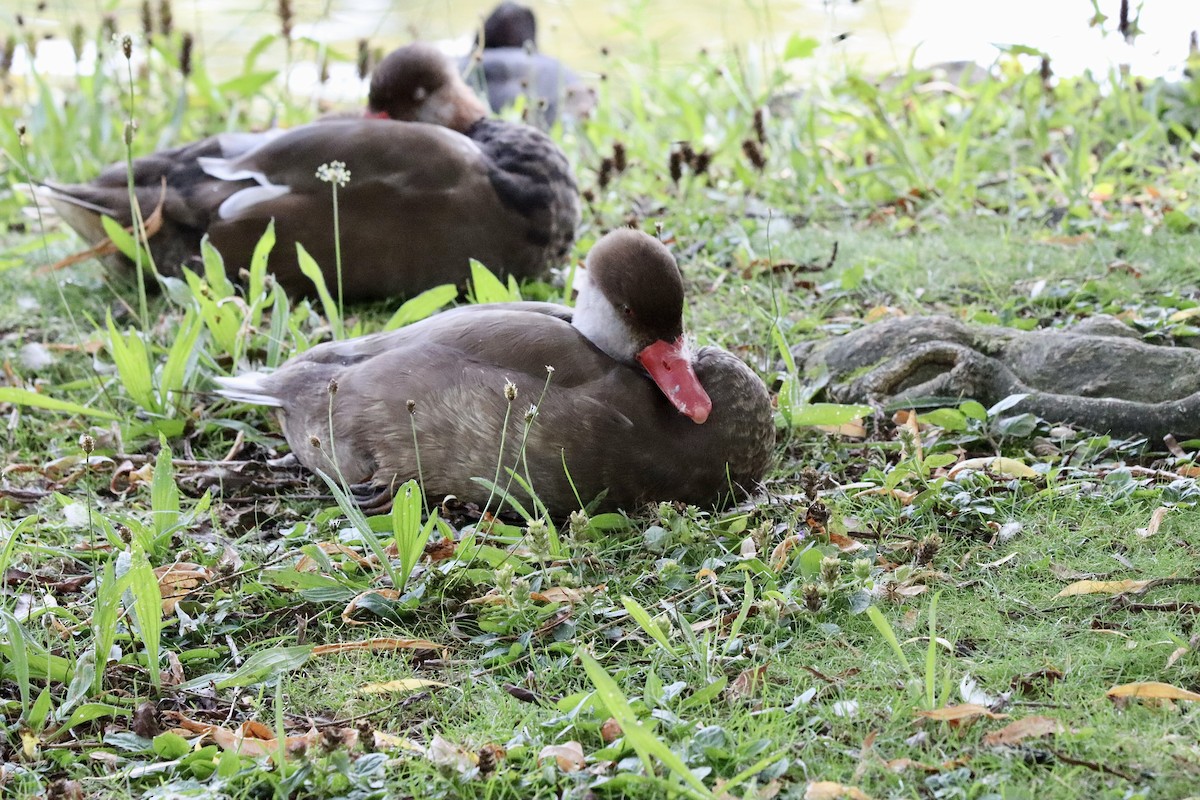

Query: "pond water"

xmin=12 ymin=0 xmax=1199 ymax=93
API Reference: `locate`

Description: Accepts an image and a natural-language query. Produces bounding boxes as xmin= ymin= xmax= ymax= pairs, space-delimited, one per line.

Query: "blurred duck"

xmin=39 ymin=43 xmax=579 ymax=302
xmin=216 ymin=229 xmax=775 ymax=515
xmin=462 ymin=1 xmax=595 ymax=128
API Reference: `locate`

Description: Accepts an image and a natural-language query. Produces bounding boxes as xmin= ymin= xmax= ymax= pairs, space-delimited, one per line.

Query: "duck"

xmin=215 ymin=229 xmax=775 ymax=515
xmin=38 ymin=43 xmax=579 ymax=302
xmin=461 ymin=1 xmax=595 ymax=128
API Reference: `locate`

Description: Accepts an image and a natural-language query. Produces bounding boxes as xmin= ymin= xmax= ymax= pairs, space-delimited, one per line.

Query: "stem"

xmin=124 ymin=56 xmax=150 ymax=328
xmin=332 ymin=183 xmax=344 ymax=339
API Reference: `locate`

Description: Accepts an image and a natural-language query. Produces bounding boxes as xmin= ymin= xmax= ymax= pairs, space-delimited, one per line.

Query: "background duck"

xmin=38 ymin=43 xmax=579 ymax=302
xmin=462 ymin=2 xmax=595 ymax=128
xmin=216 ymin=229 xmax=775 ymax=515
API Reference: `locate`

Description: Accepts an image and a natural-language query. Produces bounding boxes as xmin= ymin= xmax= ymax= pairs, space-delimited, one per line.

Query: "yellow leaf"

xmin=538 ymin=741 xmax=586 ymax=772
xmin=372 ymin=731 xmax=425 ymax=754
xmin=155 ymin=562 xmax=213 ymax=616
xmin=805 ymin=781 xmax=872 ymax=800
xmin=949 ymin=457 xmax=1038 ymax=480
xmin=313 ymin=638 xmax=447 ymax=656
xmin=1168 ymin=307 xmax=1200 ymax=323
xmin=359 ymin=679 xmax=450 ymax=694
xmin=1055 ymin=579 xmax=1152 ymax=598
xmin=1106 ymin=681 xmax=1200 ymax=702
xmin=982 ymin=716 xmax=1064 ymax=746
xmin=916 ymin=703 xmax=1007 ymax=727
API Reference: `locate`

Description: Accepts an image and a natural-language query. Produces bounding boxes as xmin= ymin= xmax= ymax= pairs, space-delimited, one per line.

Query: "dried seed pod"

xmin=597 ymin=156 xmax=614 ymax=189
xmin=742 ymin=139 xmax=765 ymax=170
xmin=692 ymin=149 xmax=711 ymax=176
xmin=277 ymin=0 xmax=293 ymax=42
xmin=668 ymin=149 xmax=683 ymax=183
xmin=356 ymin=38 xmax=370 ymax=80
xmin=753 ymin=107 xmax=766 ymax=144
xmin=612 ymin=141 xmax=627 ymax=173
xmin=140 ymin=0 xmax=153 ymax=39
xmin=179 ymin=32 xmax=193 ymax=77
xmin=158 ymin=0 xmax=173 ymax=36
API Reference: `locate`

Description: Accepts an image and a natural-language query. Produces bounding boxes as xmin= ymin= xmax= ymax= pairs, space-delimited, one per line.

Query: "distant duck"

xmin=216 ymin=229 xmax=775 ymax=515
xmin=39 ymin=43 xmax=579 ymax=302
xmin=462 ymin=1 xmax=595 ymax=128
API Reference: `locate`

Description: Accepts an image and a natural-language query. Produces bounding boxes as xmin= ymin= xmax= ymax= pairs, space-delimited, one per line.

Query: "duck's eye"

xmin=413 ymin=87 xmax=428 ymax=102
xmin=621 ymin=304 xmax=634 ymax=317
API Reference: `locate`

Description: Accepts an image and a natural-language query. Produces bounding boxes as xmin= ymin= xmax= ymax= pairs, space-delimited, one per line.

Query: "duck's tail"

xmin=213 ymin=373 xmax=283 ymax=407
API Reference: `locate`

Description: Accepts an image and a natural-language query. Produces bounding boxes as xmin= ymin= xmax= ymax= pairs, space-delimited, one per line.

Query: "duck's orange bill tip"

xmin=637 ymin=338 xmax=712 ymax=425
xmin=365 ymin=109 xmax=389 ymax=119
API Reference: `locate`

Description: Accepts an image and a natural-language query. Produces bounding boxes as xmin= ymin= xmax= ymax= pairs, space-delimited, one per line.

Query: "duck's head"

xmin=574 ymin=229 xmax=713 ymax=424
xmin=367 ymin=43 xmax=489 ymax=133
xmin=479 ymin=2 xmax=538 ymax=49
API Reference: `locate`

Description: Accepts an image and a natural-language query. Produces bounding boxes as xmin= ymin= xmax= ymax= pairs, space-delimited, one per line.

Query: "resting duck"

xmin=462 ymin=2 xmax=594 ymax=128
xmin=216 ymin=229 xmax=775 ymax=515
xmin=39 ymin=43 xmax=579 ymax=302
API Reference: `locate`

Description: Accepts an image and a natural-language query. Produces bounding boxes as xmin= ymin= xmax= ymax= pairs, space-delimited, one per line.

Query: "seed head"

xmin=277 ymin=0 xmax=294 ymax=42
xmin=503 ymin=379 xmax=518 ymax=402
xmin=568 ymin=509 xmax=589 ymax=538
xmin=79 ymin=433 xmax=95 ymax=455
xmin=852 ymin=557 xmax=872 ymax=582
xmin=915 ymin=533 xmax=942 ymax=566
xmin=597 ymin=157 xmax=614 ymax=189
xmin=742 ymin=139 xmax=765 ymax=171
xmin=308 ymin=435 xmax=321 ymax=448
xmin=612 ymin=141 xmax=627 ymax=173
xmin=69 ymin=24 xmax=84 ymax=61
xmin=140 ymin=1 xmax=153 ymax=38
xmin=327 ymin=378 xmax=338 ymax=395
xmin=124 ymin=120 xmax=137 ymax=146
xmin=802 ymin=583 xmax=823 ymax=612
xmin=158 ymin=0 xmax=174 ymax=36
xmin=179 ymin=32 xmax=193 ymax=77
xmin=524 ymin=403 xmax=538 ymax=424
xmin=121 ymin=34 xmax=133 ymax=60
xmin=753 ymin=107 xmax=767 ymax=144
xmin=315 ymin=161 xmax=350 ymax=187
xmin=101 ymin=15 xmax=117 ymax=43
xmin=693 ymin=150 xmax=711 ymax=176
xmin=526 ymin=517 xmax=549 ymax=554
xmin=545 ymin=365 xmax=555 ymax=375
xmin=406 ymin=399 xmax=416 ymax=415
xmin=820 ymin=555 xmax=841 ymax=587
xmin=356 ymin=38 xmax=370 ymax=80
xmin=668 ymin=149 xmax=683 ymax=183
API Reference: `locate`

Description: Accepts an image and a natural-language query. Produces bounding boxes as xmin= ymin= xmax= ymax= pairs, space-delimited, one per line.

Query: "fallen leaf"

xmin=1135 ymin=506 xmax=1171 ymax=538
xmin=600 ymin=718 xmax=623 ymax=743
xmin=828 ymin=532 xmax=867 ymax=553
xmin=853 ymin=487 xmax=918 ymax=504
xmin=532 ymin=585 xmax=605 ymax=604
xmin=296 ymin=542 xmax=374 ymax=572
xmin=1106 ymin=681 xmax=1200 ymax=702
xmin=804 ymin=781 xmax=872 ymax=800
xmin=358 ymin=678 xmax=449 ymax=694
xmin=1165 ymin=646 xmax=1189 ymax=669
xmin=982 ymin=716 xmax=1064 ymax=746
xmin=538 ymin=741 xmax=586 ymax=772
xmin=427 ymin=734 xmax=477 ymax=774
xmin=372 ymin=731 xmax=425 ymax=754
xmin=979 ymin=552 xmax=1018 ymax=569
xmin=916 ymin=703 xmax=1007 ymax=728
xmin=948 ymin=457 xmax=1038 ymax=480
xmin=1055 ymin=579 xmax=1152 ymax=598
xmin=770 ymin=534 xmax=804 ymax=571
xmin=341 ymin=589 xmax=402 ymax=625
xmin=313 ymin=638 xmax=447 ymax=656
xmin=727 ymin=664 xmax=769 ymax=700
xmin=154 ymin=563 xmax=214 ymax=616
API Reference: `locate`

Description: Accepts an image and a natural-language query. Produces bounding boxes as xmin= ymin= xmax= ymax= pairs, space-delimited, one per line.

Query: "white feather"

xmin=213 ymin=373 xmax=282 ymax=407
xmin=571 ymin=268 xmax=638 ymax=363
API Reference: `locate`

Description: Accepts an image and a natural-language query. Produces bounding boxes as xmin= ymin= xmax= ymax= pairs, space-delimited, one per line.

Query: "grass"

xmin=2 ymin=4 xmax=1200 ymax=799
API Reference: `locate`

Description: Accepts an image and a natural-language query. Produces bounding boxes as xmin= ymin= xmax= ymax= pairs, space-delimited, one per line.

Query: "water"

xmin=11 ymin=0 xmax=1199 ymax=91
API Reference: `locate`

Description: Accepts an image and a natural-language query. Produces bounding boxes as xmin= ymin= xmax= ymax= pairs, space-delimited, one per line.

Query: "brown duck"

xmin=216 ymin=229 xmax=775 ymax=515
xmin=38 ymin=43 xmax=579 ymax=302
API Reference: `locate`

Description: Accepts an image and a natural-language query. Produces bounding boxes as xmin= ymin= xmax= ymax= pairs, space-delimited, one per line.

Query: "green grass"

xmin=1 ymin=6 xmax=1200 ymax=799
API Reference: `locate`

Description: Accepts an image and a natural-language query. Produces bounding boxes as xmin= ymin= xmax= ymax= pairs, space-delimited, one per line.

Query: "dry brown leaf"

xmin=531 ymin=585 xmax=605 ymax=605
xmin=313 ymin=638 xmax=447 ymax=656
xmin=982 ymin=716 xmax=1064 ymax=746
xmin=916 ymin=703 xmax=1007 ymax=728
xmin=1165 ymin=646 xmax=1190 ymax=670
xmin=828 ymin=532 xmax=867 ymax=553
xmin=769 ymin=534 xmax=804 ymax=571
xmin=1055 ymin=579 xmax=1152 ymax=598
xmin=600 ymin=718 xmax=623 ymax=743
xmin=154 ymin=563 xmax=213 ymax=616
xmin=358 ymin=678 xmax=449 ymax=694
xmin=727 ymin=664 xmax=769 ymax=700
xmin=341 ymin=589 xmax=402 ymax=625
xmin=804 ymin=781 xmax=872 ymax=800
xmin=427 ymin=734 xmax=477 ymax=774
xmin=538 ymin=741 xmax=586 ymax=772
xmin=296 ymin=542 xmax=374 ymax=573
xmin=1106 ymin=681 xmax=1200 ymax=702
xmin=853 ymin=486 xmax=918 ymax=504
xmin=1135 ymin=506 xmax=1171 ymax=538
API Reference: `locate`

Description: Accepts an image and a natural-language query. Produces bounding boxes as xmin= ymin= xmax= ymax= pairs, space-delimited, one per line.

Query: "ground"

xmin=1 ymin=12 xmax=1200 ymax=800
